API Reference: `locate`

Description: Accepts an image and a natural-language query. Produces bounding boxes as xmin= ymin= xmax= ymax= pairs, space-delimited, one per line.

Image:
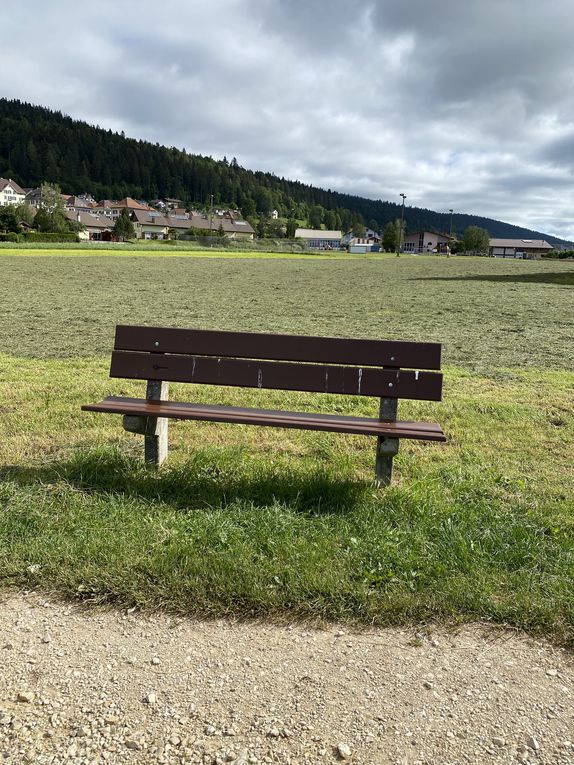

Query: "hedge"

xmin=21 ymin=232 xmax=79 ymax=243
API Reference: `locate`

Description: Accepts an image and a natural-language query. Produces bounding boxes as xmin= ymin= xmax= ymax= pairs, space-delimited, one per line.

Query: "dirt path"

xmin=0 ymin=593 xmax=572 ymax=765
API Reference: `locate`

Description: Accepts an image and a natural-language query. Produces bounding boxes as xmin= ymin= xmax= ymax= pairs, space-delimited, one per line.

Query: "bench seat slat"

xmin=110 ymin=351 xmax=443 ymax=401
xmin=115 ymin=325 xmax=442 ymax=370
xmin=82 ymin=397 xmax=447 ymax=442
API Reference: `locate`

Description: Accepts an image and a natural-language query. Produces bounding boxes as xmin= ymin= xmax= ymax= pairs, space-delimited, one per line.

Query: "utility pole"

xmin=209 ymin=194 xmax=214 ymax=248
xmin=448 ymin=208 xmax=453 ymax=257
xmin=396 ymin=193 xmax=406 ymax=257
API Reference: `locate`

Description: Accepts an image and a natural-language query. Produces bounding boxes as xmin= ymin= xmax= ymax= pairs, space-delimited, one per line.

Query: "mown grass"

xmin=0 ymin=253 xmax=573 ymax=644
xmin=1 ymin=252 xmax=573 ymax=368
xmin=0 ymin=243 xmax=338 ymax=258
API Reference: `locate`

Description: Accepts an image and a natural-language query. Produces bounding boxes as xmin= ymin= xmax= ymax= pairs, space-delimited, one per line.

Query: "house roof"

xmin=295 ymin=229 xmax=342 ymax=239
xmin=64 ymin=210 xmax=114 ymax=229
xmin=127 ymin=209 xmax=254 ymax=234
xmin=0 ymin=178 xmax=26 ymax=195
xmin=186 ymin=213 xmax=255 ymax=234
xmin=403 ymin=231 xmax=452 ymax=240
xmin=130 ymin=209 xmax=171 ymax=227
xmin=116 ymin=197 xmax=155 ymax=211
xmin=65 ymin=196 xmax=96 ymax=208
xmin=489 ymin=238 xmax=553 ymax=249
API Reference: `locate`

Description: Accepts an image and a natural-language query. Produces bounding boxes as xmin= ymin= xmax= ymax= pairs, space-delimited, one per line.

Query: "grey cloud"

xmin=540 ymin=132 xmax=574 ymax=169
xmin=2 ymin=0 xmax=574 ymax=238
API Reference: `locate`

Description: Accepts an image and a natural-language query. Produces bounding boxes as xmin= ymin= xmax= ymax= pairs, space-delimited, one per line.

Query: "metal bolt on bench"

xmin=83 ymin=325 xmax=446 ymax=486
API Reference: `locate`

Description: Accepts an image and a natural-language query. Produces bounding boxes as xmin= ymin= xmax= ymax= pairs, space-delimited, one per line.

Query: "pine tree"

xmin=113 ymin=209 xmax=136 ymax=241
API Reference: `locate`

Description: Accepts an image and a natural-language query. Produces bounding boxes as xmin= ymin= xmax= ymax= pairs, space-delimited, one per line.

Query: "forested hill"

xmin=0 ymin=98 xmax=567 ymax=244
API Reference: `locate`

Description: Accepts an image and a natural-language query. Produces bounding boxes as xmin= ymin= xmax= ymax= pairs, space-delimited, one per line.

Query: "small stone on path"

xmin=337 ymin=742 xmax=352 ymax=759
xmin=526 ymin=736 xmax=540 ymax=751
xmin=17 ymin=691 xmax=35 ymax=703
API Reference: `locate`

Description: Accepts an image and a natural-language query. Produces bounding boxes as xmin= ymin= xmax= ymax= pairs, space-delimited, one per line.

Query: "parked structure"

xmin=0 ymin=178 xmax=25 ymax=206
xmin=349 ymin=242 xmax=380 ymax=254
xmin=295 ymin=228 xmax=342 ymax=249
xmin=488 ymin=238 xmax=553 ymax=259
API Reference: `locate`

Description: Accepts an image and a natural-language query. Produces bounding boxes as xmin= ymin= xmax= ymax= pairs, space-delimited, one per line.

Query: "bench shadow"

xmin=0 ymin=449 xmax=370 ymax=516
xmin=412 ymin=271 xmax=574 ymax=286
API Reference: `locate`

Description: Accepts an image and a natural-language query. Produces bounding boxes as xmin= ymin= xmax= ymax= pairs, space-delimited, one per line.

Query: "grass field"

xmin=1 ymin=250 xmax=573 ymax=644
xmin=1 ymin=252 xmax=573 ymax=367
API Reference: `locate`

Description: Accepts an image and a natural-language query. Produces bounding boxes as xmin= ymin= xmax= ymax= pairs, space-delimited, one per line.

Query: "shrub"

xmin=0 ymin=232 xmax=20 ymax=242
xmin=542 ymin=249 xmax=574 ymax=259
xmin=21 ymin=232 xmax=79 ymax=243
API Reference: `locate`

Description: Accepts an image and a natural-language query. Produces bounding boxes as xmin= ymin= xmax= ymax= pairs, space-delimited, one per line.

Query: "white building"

xmin=402 ymin=231 xmax=452 ymax=254
xmin=295 ymin=228 xmax=342 ymax=250
xmin=0 ymin=178 xmax=26 ymax=206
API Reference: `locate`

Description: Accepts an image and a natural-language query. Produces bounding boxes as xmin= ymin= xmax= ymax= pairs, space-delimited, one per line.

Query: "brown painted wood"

xmin=82 ymin=397 xmax=447 ymax=441
xmin=110 ymin=351 xmax=443 ymax=401
xmin=114 ymin=325 xmax=442 ymax=370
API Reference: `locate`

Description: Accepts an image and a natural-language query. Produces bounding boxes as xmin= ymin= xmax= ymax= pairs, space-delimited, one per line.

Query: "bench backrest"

xmin=110 ymin=325 xmax=443 ymax=401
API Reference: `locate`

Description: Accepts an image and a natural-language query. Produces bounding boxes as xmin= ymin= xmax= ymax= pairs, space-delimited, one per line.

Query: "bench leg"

xmin=121 ymin=381 xmax=169 ymax=467
xmin=144 ymin=380 xmax=169 ymax=467
xmin=375 ymin=396 xmax=399 ymax=487
xmin=375 ymin=436 xmax=399 ymax=487
xmin=144 ymin=417 xmax=169 ymax=467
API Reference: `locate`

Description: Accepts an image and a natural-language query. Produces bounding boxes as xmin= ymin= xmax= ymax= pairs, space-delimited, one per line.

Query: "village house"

xmin=488 ymin=238 xmax=553 ymax=259
xmin=128 ymin=209 xmax=255 ymax=240
xmin=92 ymin=197 xmax=154 ymax=220
xmin=181 ymin=211 xmax=255 ymax=240
xmin=64 ymin=195 xmax=97 ymax=213
xmin=402 ymin=231 xmax=453 ymax=254
xmin=343 ymin=227 xmax=381 ymax=253
xmin=64 ymin=210 xmax=114 ymax=241
xmin=130 ymin=209 xmax=170 ymax=239
xmin=0 ymin=178 xmax=26 ymax=206
xmin=24 ymin=187 xmax=44 ymax=208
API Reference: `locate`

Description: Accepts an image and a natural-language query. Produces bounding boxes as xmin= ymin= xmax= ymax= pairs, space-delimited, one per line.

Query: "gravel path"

xmin=0 ymin=593 xmax=572 ymax=765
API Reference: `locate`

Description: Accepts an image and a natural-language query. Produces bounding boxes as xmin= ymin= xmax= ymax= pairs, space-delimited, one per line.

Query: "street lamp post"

xmin=209 ymin=194 xmax=214 ymax=248
xmin=448 ymin=208 xmax=453 ymax=257
xmin=396 ymin=193 xmax=406 ymax=257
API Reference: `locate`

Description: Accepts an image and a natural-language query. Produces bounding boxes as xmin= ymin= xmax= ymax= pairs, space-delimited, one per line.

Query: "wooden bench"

xmin=82 ymin=325 xmax=446 ymax=486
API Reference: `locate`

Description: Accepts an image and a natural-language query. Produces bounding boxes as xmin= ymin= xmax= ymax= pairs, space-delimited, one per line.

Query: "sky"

xmin=3 ymin=0 xmax=574 ymax=239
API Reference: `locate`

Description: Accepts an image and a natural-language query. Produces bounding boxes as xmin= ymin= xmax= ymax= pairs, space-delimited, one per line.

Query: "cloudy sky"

xmin=4 ymin=0 xmax=574 ymax=238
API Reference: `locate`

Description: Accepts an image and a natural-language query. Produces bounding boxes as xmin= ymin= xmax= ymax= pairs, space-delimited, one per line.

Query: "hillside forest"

xmin=0 ymin=98 xmax=567 ymax=244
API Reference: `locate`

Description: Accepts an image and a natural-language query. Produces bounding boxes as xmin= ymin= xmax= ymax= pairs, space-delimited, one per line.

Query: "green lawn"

xmin=1 ymin=251 xmax=573 ymax=644
xmin=1 ymin=251 xmax=573 ymax=368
